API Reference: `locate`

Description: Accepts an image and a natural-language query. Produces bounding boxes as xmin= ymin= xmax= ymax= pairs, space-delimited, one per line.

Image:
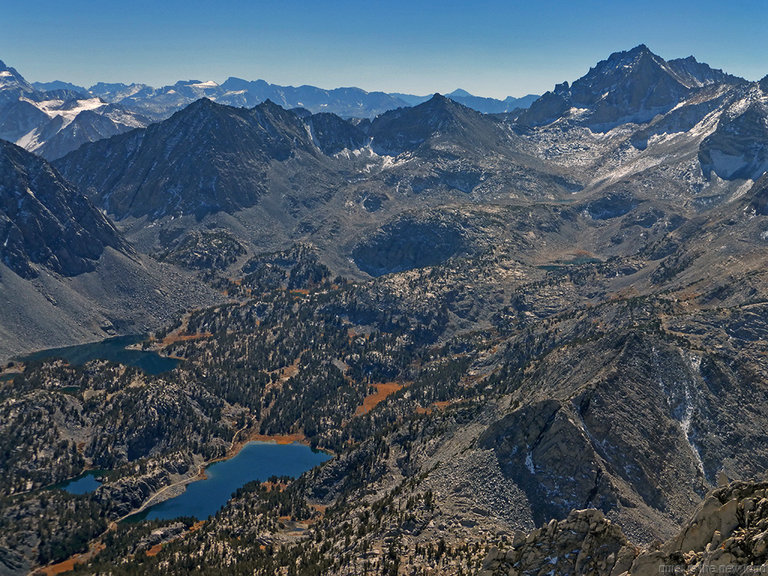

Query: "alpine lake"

xmin=20 ymin=334 xmax=179 ymax=375
xmin=125 ymin=442 xmax=330 ymax=522
xmin=30 ymin=336 xmax=331 ymax=520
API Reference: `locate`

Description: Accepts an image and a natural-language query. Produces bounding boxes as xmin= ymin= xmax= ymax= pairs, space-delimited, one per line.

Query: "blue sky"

xmin=2 ymin=0 xmax=766 ymax=98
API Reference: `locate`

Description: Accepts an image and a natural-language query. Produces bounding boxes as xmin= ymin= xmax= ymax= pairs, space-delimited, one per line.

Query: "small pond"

xmin=54 ymin=470 xmax=105 ymax=495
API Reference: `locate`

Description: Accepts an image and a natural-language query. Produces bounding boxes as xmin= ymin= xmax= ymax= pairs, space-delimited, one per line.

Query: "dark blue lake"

xmin=55 ymin=470 xmax=104 ymax=495
xmin=128 ymin=442 xmax=330 ymax=522
xmin=21 ymin=335 xmax=178 ymax=375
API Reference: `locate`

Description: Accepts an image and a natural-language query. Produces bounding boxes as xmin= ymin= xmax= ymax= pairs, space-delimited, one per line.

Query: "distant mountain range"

xmin=51 ymin=44 xmax=768 ymax=231
xmin=1 ymin=42 xmax=767 ymax=389
xmin=0 ymin=60 xmax=148 ymax=160
xmin=42 ymin=42 xmax=768 ymax=324
xmin=0 ymin=57 xmax=538 ymax=161
xmin=54 ymin=93 xmax=579 ymax=224
xmin=30 ymin=78 xmax=538 ymax=119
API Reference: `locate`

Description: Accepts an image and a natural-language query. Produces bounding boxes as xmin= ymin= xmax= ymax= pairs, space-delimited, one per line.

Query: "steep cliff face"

xmin=0 ymin=139 xmax=129 ymax=279
xmin=0 ymin=140 xmax=220 ymax=361
xmin=699 ymin=91 xmax=768 ymax=180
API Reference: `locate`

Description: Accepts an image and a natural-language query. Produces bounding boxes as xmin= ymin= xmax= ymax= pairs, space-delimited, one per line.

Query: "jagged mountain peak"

xmin=577 ymin=44 xmax=742 ymax=96
xmin=585 ymin=44 xmax=659 ymax=77
xmin=254 ymin=97 xmax=284 ymax=111
xmin=414 ymin=92 xmax=467 ymax=114
xmin=54 ymin=98 xmax=319 ymax=220
xmin=667 ymin=55 xmax=745 ymax=87
xmin=605 ymin=43 xmax=653 ymax=62
xmin=184 ymin=95 xmax=218 ymax=109
xmin=366 ymin=92 xmax=505 ymax=156
xmin=520 ymin=44 xmax=732 ymax=128
xmin=0 ymin=60 xmax=34 ymax=97
xmin=162 ymin=97 xmax=255 ymax=131
xmin=573 ymin=44 xmax=684 ymax=96
xmin=0 ymin=59 xmax=21 ymax=74
xmin=250 ymin=98 xmax=314 ymax=131
xmin=395 ymin=92 xmax=472 ymax=117
xmin=152 ymin=96 xmax=306 ymax=139
xmin=429 ymin=92 xmax=455 ymax=103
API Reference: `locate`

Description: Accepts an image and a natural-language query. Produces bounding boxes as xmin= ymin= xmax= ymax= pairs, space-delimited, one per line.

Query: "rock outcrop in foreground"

xmin=482 ymin=480 xmax=768 ymax=575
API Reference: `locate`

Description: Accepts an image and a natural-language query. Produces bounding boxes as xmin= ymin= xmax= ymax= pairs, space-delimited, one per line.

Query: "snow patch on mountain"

xmin=23 ymin=96 xmax=106 ymax=124
xmin=189 ymin=80 xmax=219 ymax=89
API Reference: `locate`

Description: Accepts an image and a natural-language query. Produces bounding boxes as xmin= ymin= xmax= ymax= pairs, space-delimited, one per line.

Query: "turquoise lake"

xmin=127 ymin=442 xmax=331 ymax=522
xmin=21 ymin=334 xmax=179 ymax=375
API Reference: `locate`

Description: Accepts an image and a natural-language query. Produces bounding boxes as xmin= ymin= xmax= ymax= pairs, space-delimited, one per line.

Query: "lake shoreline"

xmin=17 ymin=334 xmax=180 ymax=376
xmin=22 ymin=336 xmax=332 ymax=574
xmin=122 ymin=436 xmax=330 ymax=523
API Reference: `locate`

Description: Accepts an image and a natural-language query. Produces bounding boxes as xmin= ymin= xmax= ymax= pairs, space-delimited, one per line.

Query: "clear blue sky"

xmin=1 ymin=0 xmax=766 ymax=98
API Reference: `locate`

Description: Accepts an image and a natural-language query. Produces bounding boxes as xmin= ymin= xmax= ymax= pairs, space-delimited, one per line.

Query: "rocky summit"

xmin=1 ymin=44 xmax=768 ymax=576
xmin=481 ymin=479 xmax=768 ymax=576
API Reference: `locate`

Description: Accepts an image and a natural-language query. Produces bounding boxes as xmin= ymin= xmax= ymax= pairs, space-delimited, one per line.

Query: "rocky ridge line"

xmin=481 ymin=479 xmax=768 ymax=575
